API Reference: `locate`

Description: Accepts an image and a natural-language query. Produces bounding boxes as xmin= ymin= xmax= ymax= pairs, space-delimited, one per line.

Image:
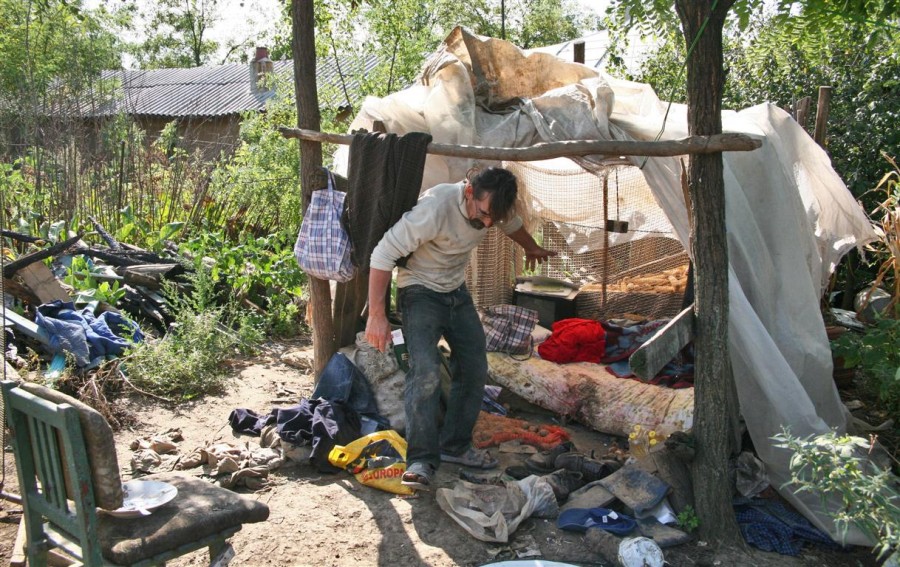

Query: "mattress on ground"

xmin=487 ymin=352 xmax=693 ymax=438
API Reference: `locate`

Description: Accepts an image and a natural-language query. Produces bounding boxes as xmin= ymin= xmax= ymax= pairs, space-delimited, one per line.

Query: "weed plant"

xmin=124 ymin=269 xmax=262 ymax=400
xmin=179 ymin=228 xmax=307 ymax=338
xmin=831 ymin=314 xmax=900 ymax=417
xmin=773 ymin=430 xmax=899 ymax=560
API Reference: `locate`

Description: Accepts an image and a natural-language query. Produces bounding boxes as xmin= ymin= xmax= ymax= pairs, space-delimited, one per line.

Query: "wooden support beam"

xmin=629 ymin=304 xmax=695 ymax=380
xmin=292 ymin=0 xmax=335 ymax=377
xmin=3 ymin=308 xmax=51 ymax=345
xmin=2 ymin=235 xmax=82 ymax=279
xmin=11 ymin=517 xmax=26 ymax=567
xmin=795 ymin=96 xmax=811 ymax=130
xmin=278 ymin=128 xmax=761 ymax=160
xmin=813 ymin=86 xmax=832 ymax=148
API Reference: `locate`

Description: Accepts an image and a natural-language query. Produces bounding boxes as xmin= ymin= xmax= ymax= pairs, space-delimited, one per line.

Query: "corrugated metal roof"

xmin=90 ymin=55 xmax=379 ymax=118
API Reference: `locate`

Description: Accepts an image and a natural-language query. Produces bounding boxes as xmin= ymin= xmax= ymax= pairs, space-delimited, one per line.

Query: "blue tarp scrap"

xmin=35 ymin=300 xmax=144 ymax=368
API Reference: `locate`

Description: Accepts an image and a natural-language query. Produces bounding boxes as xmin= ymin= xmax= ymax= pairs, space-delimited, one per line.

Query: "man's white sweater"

xmin=369 ymin=182 xmax=523 ymax=293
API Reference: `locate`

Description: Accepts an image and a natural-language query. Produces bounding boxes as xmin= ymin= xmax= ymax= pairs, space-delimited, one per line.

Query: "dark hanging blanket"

xmin=342 ymin=131 xmax=432 ymax=271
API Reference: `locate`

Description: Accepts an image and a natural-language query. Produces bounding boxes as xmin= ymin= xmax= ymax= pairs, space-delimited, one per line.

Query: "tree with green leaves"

xmin=607 ymin=0 xmax=900 ymax=549
xmin=452 ymin=0 xmax=600 ymax=49
xmin=0 ymin=0 xmax=123 ymax=131
xmin=129 ymin=0 xmax=221 ymax=68
xmin=0 ymin=0 xmax=125 ymax=231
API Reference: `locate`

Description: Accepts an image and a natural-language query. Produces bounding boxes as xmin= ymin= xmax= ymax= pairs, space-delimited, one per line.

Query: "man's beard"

xmin=468 ymin=218 xmax=486 ymax=230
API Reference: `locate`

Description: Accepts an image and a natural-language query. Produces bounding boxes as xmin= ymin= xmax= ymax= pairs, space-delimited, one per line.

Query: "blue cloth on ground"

xmin=313 ymin=353 xmax=390 ymax=429
xmin=558 ymin=507 xmax=637 ymax=535
xmin=733 ymin=496 xmax=841 ymax=556
xmin=35 ymin=300 xmax=144 ymax=368
xmin=228 ymin=398 xmax=362 ymax=473
xmin=228 ymin=408 xmax=272 ymax=436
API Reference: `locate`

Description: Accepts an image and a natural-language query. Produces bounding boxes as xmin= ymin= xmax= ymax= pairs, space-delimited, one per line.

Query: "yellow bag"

xmin=328 ymin=430 xmax=414 ymax=495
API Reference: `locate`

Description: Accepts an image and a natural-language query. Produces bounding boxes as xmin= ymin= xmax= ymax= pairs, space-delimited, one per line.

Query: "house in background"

xmin=528 ymin=30 xmax=659 ymax=73
xmin=86 ymin=47 xmax=377 ymax=160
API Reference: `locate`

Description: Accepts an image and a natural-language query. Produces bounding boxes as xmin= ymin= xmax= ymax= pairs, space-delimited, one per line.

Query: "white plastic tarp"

xmin=336 ymin=27 xmax=878 ymax=544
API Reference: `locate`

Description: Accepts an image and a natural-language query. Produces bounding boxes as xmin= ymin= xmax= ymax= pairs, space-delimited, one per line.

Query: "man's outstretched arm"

xmin=506 ymin=226 xmax=557 ymax=271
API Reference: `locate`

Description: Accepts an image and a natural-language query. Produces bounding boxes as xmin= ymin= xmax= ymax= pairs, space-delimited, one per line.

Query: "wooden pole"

xmin=813 ymin=86 xmax=832 ymax=148
xmin=795 ymin=96 xmax=811 ymax=130
xmin=279 ymin=128 xmax=761 ymax=159
xmin=602 ymin=174 xmax=609 ymax=308
xmin=291 ymin=0 xmax=335 ymax=377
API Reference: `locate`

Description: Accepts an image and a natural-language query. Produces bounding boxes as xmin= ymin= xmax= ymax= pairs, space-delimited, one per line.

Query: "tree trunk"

xmin=674 ymin=0 xmax=743 ymax=547
xmin=291 ymin=0 xmax=335 ymax=377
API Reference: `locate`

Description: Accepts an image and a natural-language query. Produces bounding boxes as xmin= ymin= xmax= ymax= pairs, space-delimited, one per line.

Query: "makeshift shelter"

xmin=330 ymin=28 xmax=877 ymax=544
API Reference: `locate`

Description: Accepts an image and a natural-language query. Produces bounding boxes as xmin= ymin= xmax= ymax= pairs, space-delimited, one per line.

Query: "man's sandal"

xmin=440 ymin=446 xmax=498 ymax=469
xmin=401 ymin=462 xmax=434 ymax=491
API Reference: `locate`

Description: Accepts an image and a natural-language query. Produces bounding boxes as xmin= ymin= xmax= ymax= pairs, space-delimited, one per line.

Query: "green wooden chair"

xmin=1 ymin=380 xmax=270 ymax=566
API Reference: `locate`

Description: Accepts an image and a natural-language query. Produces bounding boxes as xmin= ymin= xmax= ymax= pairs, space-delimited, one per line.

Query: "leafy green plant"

xmin=178 ymin=228 xmax=307 ymax=337
xmin=676 ymin=505 xmax=700 ymax=534
xmin=63 ymin=256 xmax=126 ymax=305
xmin=831 ymin=314 xmax=900 ymax=416
xmin=116 ymin=205 xmax=185 ymax=253
xmin=773 ymin=429 xmax=900 ymax=559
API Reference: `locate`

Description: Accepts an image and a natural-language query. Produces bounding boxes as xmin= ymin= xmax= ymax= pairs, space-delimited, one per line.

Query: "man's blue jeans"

xmin=398 ymin=284 xmax=487 ymax=470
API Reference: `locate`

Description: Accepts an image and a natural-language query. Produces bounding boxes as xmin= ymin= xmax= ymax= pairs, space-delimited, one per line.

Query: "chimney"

xmin=251 ymin=46 xmax=274 ymax=92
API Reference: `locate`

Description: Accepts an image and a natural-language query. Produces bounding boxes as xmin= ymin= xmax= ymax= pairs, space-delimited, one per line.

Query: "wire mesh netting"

xmin=466 ymin=159 xmax=689 ymax=321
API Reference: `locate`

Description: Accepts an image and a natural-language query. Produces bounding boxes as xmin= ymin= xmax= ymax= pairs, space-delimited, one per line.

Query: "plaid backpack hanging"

xmin=294 ymin=169 xmax=356 ymax=282
xmin=481 ymin=304 xmax=539 ymax=357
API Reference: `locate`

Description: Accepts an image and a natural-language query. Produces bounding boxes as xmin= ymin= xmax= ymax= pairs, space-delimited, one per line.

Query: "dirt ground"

xmin=0 ymin=339 xmax=885 ymax=567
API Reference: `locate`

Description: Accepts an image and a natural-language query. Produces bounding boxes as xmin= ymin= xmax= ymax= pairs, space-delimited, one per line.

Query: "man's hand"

xmin=365 ymin=312 xmax=393 ymax=353
xmin=366 ymin=268 xmax=394 ymax=352
xmin=524 ymin=244 xmax=557 ymax=272
xmin=506 ymin=226 xmax=558 ymax=272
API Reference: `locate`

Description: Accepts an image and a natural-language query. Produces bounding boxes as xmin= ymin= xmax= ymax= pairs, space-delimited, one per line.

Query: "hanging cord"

xmin=615 ymin=168 xmax=621 ymax=221
xmin=328 ymin=26 xmax=354 ymax=115
xmin=640 ymin=0 xmax=719 ymax=169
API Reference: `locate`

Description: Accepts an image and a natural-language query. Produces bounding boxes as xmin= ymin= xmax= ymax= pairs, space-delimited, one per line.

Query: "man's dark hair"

xmin=471 ymin=167 xmax=517 ymax=221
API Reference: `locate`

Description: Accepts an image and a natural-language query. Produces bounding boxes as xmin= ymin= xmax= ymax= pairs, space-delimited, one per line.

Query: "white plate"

xmin=105 ymin=480 xmax=178 ymax=518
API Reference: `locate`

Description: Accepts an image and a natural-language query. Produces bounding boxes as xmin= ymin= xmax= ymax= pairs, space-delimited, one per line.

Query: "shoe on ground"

xmin=542 ymin=468 xmax=586 ymax=503
xmin=554 ymin=452 xmax=622 ymax=483
xmin=504 ymin=465 xmax=531 ymax=480
xmin=525 ymin=440 xmax=576 ymax=475
xmin=440 ymin=446 xmax=498 ymax=469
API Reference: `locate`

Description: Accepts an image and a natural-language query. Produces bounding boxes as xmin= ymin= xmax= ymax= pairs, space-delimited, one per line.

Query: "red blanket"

xmin=537 ymin=318 xmax=606 ymax=363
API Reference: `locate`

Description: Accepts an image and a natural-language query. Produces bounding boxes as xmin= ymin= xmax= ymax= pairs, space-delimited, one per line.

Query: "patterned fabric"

xmin=294 ymin=170 xmax=356 ymax=282
xmin=734 ymin=496 xmax=841 ymax=556
xmin=482 ymin=304 xmax=538 ymax=355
